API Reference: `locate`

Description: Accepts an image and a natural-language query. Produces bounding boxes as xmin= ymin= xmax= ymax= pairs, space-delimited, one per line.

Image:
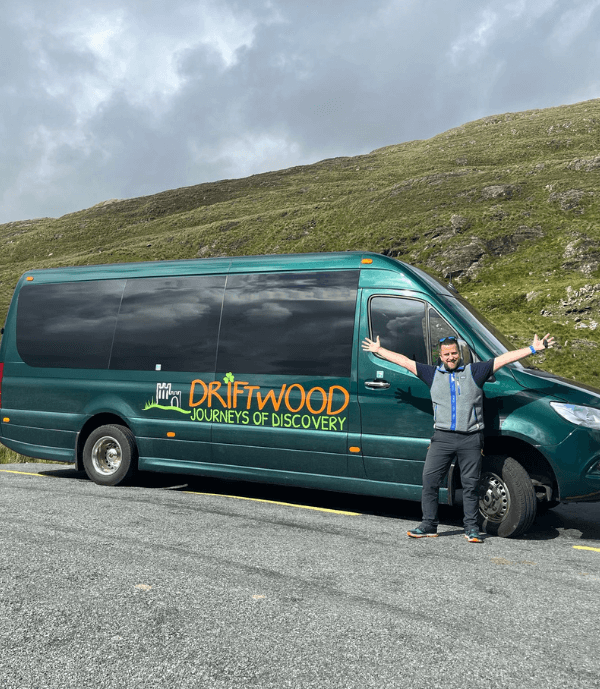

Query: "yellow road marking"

xmin=0 ymin=469 xmax=48 ymax=477
xmin=573 ymin=545 xmax=600 ymax=553
xmin=184 ymin=490 xmax=361 ymax=515
xmin=0 ymin=469 xmax=360 ymax=515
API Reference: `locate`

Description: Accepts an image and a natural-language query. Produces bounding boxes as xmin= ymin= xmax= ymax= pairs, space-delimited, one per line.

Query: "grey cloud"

xmin=1 ymin=0 xmax=600 ymax=223
xmin=440 ymin=0 xmax=600 ymax=116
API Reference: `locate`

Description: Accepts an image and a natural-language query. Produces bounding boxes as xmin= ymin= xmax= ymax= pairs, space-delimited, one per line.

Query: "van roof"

xmin=18 ymin=251 xmax=453 ymax=295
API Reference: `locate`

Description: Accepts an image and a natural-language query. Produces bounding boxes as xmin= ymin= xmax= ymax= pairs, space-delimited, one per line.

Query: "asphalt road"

xmin=1 ymin=462 xmax=599 ymax=689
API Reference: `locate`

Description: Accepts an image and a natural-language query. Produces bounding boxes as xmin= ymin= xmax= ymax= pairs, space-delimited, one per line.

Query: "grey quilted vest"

xmin=430 ymin=363 xmax=485 ymax=433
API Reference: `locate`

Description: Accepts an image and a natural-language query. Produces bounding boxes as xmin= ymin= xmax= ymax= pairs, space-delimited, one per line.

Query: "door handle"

xmin=364 ymin=379 xmax=391 ymax=390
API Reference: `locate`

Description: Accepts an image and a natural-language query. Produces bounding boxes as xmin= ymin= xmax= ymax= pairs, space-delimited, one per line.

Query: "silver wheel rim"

xmin=479 ymin=471 xmax=510 ymax=522
xmin=91 ymin=436 xmax=123 ymax=476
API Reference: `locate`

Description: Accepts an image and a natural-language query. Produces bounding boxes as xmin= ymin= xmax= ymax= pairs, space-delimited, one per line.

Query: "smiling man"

xmin=361 ymin=333 xmax=554 ymax=542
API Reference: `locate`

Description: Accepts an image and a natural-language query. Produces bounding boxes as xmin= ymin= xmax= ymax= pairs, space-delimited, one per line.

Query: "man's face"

xmin=440 ymin=343 xmax=460 ymax=371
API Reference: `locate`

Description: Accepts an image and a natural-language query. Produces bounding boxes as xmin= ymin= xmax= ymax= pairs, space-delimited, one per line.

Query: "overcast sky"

xmin=1 ymin=0 xmax=599 ymax=224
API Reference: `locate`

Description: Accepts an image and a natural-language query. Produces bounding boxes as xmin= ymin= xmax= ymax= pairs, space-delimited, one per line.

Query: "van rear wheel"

xmin=478 ymin=455 xmax=537 ymax=538
xmin=83 ymin=424 xmax=137 ymax=486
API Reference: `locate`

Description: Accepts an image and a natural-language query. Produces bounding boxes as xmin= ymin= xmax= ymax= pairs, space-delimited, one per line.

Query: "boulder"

xmin=481 ymin=185 xmax=521 ymax=200
xmin=450 ymin=214 xmax=471 ymax=232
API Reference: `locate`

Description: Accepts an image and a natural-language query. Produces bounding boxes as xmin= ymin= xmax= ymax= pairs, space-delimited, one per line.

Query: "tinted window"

xmin=110 ymin=275 xmax=226 ymax=371
xmin=217 ymin=271 xmax=359 ymax=376
xmin=441 ymin=295 xmax=513 ymax=356
xmin=369 ymin=297 xmax=428 ymax=364
xmin=16 ymin=280 xmax=125 ymax=368
xmin=428 ymin=307 xmax=459 ymax=363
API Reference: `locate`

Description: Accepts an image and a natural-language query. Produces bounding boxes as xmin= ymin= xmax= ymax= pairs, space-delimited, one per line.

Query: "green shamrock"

xmin=223 ymin=372 xmax=235 ymax=383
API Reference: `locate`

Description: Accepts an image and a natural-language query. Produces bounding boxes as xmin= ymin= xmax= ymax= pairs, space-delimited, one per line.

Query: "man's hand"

xmin=493 ymin=332 xmax=555 ymax=372
xmin=362 ymin=336 xmax=381 ymax=353
xmin=361 ymin=335 xmax=418 ymax=375
xmin=532 ymin=333 xmax=555 ymax=352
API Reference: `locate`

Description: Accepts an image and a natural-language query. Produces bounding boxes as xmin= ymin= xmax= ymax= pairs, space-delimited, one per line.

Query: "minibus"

xmin=2 ymin=251 xmax=599 ymax=537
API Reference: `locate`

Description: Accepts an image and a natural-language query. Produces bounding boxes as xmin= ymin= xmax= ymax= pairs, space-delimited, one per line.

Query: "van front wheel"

xmin=478 ymin=455 xmax=537 ymax=538
xmin=82 ymin=424 xmax=137 ymax=486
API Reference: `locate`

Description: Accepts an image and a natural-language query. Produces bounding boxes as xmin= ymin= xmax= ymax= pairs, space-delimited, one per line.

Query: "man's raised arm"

xmin=493 ymin=333 xmax=555 ymax=372
xmin=361 ymin=336 xmax=418 ymax=376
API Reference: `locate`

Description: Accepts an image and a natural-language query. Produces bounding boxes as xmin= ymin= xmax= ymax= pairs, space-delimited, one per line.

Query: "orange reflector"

xmin=349 ymin=446 xmax=361 ymax=453
xmin=2 ymin=417 xmax=9 ymax=423
xmin=361 ymin=258 xmax=373 ymax=264
xmin=167 ymin=432 xmax=176 ymax=438
xmin=26 ymin=276 xmax=34 ymax=281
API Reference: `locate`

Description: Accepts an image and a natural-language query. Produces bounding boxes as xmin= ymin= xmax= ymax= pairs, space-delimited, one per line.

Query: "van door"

xmin=210 ymin=270 xmax=360 ymax=477
xmin=358 ymin=290 xmax=452 ymax=496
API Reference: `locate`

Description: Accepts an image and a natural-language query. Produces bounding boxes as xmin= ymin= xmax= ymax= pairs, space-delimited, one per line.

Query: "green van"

xmin=2 ymin=251 xmax=600 ymax=537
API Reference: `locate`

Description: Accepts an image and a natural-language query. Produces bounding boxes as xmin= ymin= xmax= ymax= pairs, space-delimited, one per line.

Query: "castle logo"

xmin=156 ymin=383 xmax=182 ymax=408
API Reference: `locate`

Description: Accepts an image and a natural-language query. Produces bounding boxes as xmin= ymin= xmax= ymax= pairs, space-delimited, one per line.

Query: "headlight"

xmin=550 ymin=402 xmax=600 ymax=430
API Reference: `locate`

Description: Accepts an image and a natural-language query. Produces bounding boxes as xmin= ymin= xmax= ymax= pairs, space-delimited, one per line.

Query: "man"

xmin=361 ymin=332 xmax=555 ymax=542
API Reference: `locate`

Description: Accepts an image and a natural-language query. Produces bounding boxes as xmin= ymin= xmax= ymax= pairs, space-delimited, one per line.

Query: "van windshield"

xmin=402 ymin=262 xmax=535 ymax=368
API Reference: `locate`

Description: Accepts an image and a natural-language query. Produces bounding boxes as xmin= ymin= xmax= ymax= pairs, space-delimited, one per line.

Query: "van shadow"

xmin=181 ymin=475 xmax=431 ymax=521
xmin=179 ymin=478 xmax=600 ymax=542
xmin=39 ymin=465 xmax=600 ymax=541
xmin=523 ymin=503 xmax=600 ymax=542
xmin=38 ymin=466 xmax=464 ymax=529
xmin=39 ymin=464 xmax=427 ymax=519
xmin=39 ymin=466 xmax=87 ymax=480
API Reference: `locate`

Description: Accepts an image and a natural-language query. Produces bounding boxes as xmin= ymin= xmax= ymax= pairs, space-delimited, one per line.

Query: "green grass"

xmin=0 ymin=445 xmax=23 ymax=464
xmin=143 ymin=400 xmax=191 ymax=414
xmin=0 ymin=445 xmax=45 ymax=464
xmin=2 ymin=98 xmax=600 ymax=462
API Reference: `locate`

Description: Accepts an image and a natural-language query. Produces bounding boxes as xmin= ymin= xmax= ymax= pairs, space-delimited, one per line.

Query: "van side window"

xmin=428 ymin=307 xmax=476 ymax=364
xmin=216 ymin=271 xmax=359 ymax=377
xmin=16 ymin=280 xmax=125 ymax=368
xmin=428 ymin=307 xmax=459 ymax=364
xmin=369 ymin=297 xmax=428 ymax=364
xmin=110 ymin=275 xmax=226 ymax=371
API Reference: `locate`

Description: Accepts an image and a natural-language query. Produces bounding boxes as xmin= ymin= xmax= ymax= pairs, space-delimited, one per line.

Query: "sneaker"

xmin=464 ymin=529 xmax=483 ymax=543
xmin=407 ymin=525 xmax=438 ymax=538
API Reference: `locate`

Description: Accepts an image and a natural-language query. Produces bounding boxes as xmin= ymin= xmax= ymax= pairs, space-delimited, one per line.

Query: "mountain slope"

xmin=1 ymin=98 xmax=600 ymax=385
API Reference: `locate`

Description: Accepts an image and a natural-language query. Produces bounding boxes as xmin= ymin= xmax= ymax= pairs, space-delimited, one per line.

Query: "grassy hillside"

xmin=1 ymin=98 xmax=600 ymax=394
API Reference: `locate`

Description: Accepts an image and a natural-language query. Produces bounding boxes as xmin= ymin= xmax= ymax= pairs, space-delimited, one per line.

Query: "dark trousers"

xmin=421 ymin=429 xmax=484 ymax=531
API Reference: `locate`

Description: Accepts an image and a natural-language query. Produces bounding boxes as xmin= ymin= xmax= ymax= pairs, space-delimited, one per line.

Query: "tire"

xmin=478 ymin=455 xmax=537 ymax=538
xmin=82 ymin=424 xmax=137 ymax=486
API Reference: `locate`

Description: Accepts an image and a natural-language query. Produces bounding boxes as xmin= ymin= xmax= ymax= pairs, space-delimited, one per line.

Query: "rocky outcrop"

xmin=425 ymin=236 xmax=488 ymax=281
xmin=419 ymin=225 xmax=544 ymax=281
xmin=540 ymin=284 xmax=600 ymax=331
xmin=562 ymin=234 xmax=600 ymax=274
xmin=566 ymin=156 xmax=600 ymax=171
xmin=548 ymin=189 xmax=589 ymax=213
xmin=487 ymin=225 xmax=544 ymax=257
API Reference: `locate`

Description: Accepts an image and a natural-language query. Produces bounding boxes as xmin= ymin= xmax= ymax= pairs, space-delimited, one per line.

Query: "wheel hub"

xmin=479 ymin=472 xmax=510 ymax=522
xmin=91 ymin=436 xmax=122 ymax=475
